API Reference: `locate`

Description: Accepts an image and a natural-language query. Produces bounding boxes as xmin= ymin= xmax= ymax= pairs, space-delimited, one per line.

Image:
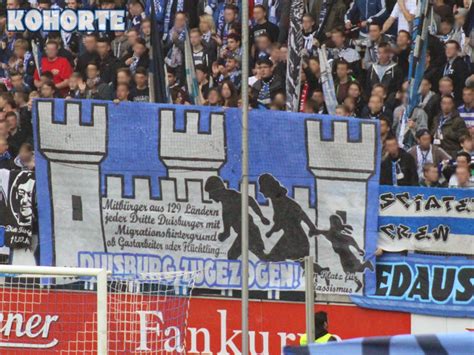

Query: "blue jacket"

xmin=345 ymin=0 xmax=387 ymax=30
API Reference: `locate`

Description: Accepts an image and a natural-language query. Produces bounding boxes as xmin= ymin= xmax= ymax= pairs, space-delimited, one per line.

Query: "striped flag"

xmin=406 ymin=0 xmax=431 ymax=119
xmin=31 ymin=40 xmax=42 ymax=76
xmin=318 ymin=45 xmax=337 ymax=116
xmin=285 ymin=0 xmax=304 ymax=112
xmin=184 ymin=28 xmax=202 ymax=106
xmin=284 ymin=333 xmax=474 ymax=355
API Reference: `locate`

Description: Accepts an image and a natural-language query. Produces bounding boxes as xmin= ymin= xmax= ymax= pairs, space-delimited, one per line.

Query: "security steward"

xmin=300 ymin=311 xmax=340 ymax=345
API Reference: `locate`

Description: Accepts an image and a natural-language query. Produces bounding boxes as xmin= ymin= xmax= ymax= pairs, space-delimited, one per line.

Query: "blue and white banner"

xmin=352 ymin=253 xmax=474 ymax=318
xmin=378 ymin=186 xmax=474 ymax=254
xmin=285 ymin=333 xmax=474 ymax=355
xmin=27 ymin=99 xmax=380 ymax=295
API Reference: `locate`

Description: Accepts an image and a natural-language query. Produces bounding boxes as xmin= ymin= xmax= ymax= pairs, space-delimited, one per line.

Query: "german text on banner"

xmin=30 ymin=99 xmax=380 ymax=297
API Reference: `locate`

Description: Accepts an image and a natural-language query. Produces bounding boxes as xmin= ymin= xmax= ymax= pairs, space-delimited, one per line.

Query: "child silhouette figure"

xmin=312 ymin=212 xmax=374 ymax=292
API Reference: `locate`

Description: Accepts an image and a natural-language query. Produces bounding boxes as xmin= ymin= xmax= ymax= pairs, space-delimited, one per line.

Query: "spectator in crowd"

xmin=11 ymin=39 xmax=35 ymax=88
xmin=361 ymin=94 xmax=391 ymax=120
xmin=302 ymin=14 xmax=316 ymax=54
xmin=393 ymin=82 xmax=429 ymax=149
xmin=443 ymin=40 xmax=470 ymax=104
xmin=251 ymin=58 xmax=283 ymax=108
xmin=346 ymin=82 xmax=365 ymax=116
xmin=309 ymin=0 xmax=346 ymax=42
xmin=424 ymin=50 xmax=443 ymax=93
xmin=124 ymin=38 xmax=149 ymax=75
xmin=459 ymin=134 xmax=473 ymax=157
xmin=218 ymin=4 xmax=239 ymax=47
xmin=334 ymin=59 xmax=355 ymax=104
xmin=380 ymin=135 xmax=419 ymax=186
xmin=5 ymin=111 xmax=26 ymax=157
xmin=97 ymin=37 xmax=120 ymax=85
xmin=418 ymin=78 xmax=440 ymax=127
xmin=328 ymin=29 xmax=361 ymax=72
xmin=220 ymin=80 xmax=239 ymax=108
xmin=251 ymin=5 xmax=279 ymax=45
xmin=394 ymin=30 xmax=411 ymax=78
xmin=112 ymin=31 xmax=130 ymax=60
xmin=115 ymin=83 xmax=130 ymax=103
xmin=206 ymin=87 xmax=222 ymax=106
xmin=431 ymin=95 xmax=470 ymax=157
xmin=40 ymin=81 xmax=57 ymax=99
xmin=14 ymin=142 xmax=34 ymax=170
xmin=458 ymin=86 xmax=474 ymax=128
xmin=446 ymin=152 xmax=474 ymax=186
xmin=76 ymin=34 xmax=99 ymax=77
xmin=0 ymin=0 xmax=472 ymax=191
xmin=130 ymin=67 xmax=150 ymax=102
xmin=190 ymin=29 xmax=212 ymax=71
xmin=0 ymin=136 xmax=15 ymax=170
xmin=335 ymin=104 xmax=350 ymax=116
xmin=367 ymin=43 xmax=403 ymax=97
xmin=451 ymin=165 xmax=473 ymax=188
xmin=383 ymin=0 xmax=416 ymax=34
xmin=344 ymin=0 xmax=387 ymax=37
xmin=33 ymin=41 xmax=72 ymax=96
xmin=363 ymin=23 xmax=390 ymax=69
xmin=420 ymin=163 xmax=443 ymax=187
xmin=408 ymin=129 xmax=451 ymax=181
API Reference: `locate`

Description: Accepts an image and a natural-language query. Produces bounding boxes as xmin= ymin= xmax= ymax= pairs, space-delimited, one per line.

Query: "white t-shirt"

xmin=390 ymin=0 xmax=417 ymax=33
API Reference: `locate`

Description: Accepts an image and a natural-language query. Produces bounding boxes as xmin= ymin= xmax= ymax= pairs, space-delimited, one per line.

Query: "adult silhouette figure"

xmin=205 ymin=176 xmax=270 ymax=260
xmin=313 ymin=212 xmax=374 ymax=292
xmin=258 ymin=174 xmax=329 ymax=278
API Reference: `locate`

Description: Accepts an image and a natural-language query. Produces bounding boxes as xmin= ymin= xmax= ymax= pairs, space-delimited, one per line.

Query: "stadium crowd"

xmin=0 ymin=0 xmax=473 ymax=188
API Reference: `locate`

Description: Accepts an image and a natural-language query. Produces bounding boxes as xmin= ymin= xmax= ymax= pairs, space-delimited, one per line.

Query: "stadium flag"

xmin=284 ymin=333 xmax=474 ymax=355
xmin=405 ymin=0 xmax=431 ymax=119
xmin=184 ymin=28 xmax=202 ymax=105
xmin=318 ymin=45 xmax=337 ymax=115
xmin=31 ymin=39 xmax=42 ymax=76
xmin=148 ymin=0 xmax=168 ymax=103
xmin=285 ymin=0 xmax=304 ymax=112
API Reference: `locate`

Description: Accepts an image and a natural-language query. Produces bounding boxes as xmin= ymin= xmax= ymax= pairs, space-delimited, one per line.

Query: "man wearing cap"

xmin=408 ymin=129 xmax=451 ymax=181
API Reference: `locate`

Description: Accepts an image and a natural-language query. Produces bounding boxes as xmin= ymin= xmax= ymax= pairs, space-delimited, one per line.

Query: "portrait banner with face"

xmin=32 ymin=99 xmax=380 ymax=298
xmin=0 ymin=169 xmax=36 ymax=249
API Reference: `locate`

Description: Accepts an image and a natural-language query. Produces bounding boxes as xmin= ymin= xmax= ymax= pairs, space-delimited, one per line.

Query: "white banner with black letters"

xmin=377 ymin=186 xmax=474 ymax=255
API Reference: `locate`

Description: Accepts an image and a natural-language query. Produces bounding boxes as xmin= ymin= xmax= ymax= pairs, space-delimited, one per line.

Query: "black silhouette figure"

xmin=258 ymin=174 xmax=329 ymax=281
xmin=312 ymin=212 xmax=374 ymax=292
xmin=205 ymin=176 xmax=270 ymax=260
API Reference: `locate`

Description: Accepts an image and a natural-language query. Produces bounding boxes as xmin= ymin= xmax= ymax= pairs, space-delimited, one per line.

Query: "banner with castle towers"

xmin=29 ymin=99 xmax=380 ymax=297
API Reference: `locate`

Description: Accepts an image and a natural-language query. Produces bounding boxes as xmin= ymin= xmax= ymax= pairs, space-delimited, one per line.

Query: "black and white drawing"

xmin=205 ymin=176 xmax=269 ymax=260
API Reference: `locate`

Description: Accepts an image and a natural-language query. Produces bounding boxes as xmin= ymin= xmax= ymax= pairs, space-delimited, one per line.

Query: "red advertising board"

xmin=0 ymin=288 xmax=410 ymax=354
xmin=187 ymin=297 xmax=411 ymax=354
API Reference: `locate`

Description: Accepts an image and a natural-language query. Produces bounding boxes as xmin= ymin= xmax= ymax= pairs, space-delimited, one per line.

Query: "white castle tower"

xmin=159 ymin=109 xmax=226 ymax=199
xmin=37 ymin=100 xmax=107 ymax=267
xmin=306 ymin=119 xmax=377 ymax=292
xmin=306 ymin=119 xmax=377 ymax=231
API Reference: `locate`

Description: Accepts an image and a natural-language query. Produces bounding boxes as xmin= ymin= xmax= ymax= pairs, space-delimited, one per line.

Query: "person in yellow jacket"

xmin=300 ymin=311 xmax=341 ymax=346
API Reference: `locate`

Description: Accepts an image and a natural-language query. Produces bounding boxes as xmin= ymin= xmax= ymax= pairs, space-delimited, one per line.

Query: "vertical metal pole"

xmin=96 ymin=269 xmax=108 ymax=355
xmin=305 ymin=256 xmax=315 ymax=345
xmin=241 ymin=0 xmax=250 ymax=354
